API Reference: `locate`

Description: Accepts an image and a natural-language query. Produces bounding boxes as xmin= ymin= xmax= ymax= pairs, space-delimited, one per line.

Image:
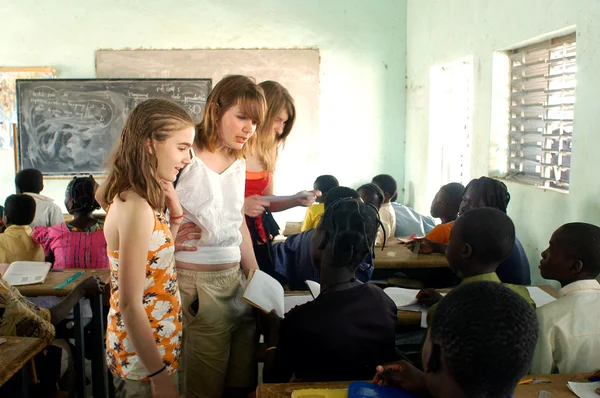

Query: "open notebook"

xmin=3 ymin=262 xmax=52 ymax=286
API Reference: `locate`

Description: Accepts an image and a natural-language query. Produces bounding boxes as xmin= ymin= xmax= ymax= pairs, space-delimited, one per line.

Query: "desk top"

xmin=0 ymin=336 xmax=48 ymax=386
xmin=374 ymin=245 xmax=448 ymax=269
xmin=16 ymin=268 xmax=110 ymax=297
xmin=256 ymin=373 xmax=592 ymax=397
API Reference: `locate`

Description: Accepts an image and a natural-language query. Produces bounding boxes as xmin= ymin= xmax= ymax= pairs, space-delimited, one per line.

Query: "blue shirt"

xmin=272 ymin=229 xmax=373 ymax=290
xmin=391 ymin=202 xmax=437 ymax=237
xmin=496 ymin=237 xmax=531 ymax=285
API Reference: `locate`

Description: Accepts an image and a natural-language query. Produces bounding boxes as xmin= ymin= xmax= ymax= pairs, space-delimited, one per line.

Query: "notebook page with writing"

xmin=567 ymin=381 xmax=600 ymax=398
xmin=242 ymin=269 xmax=285 ymax=317
xmin=3 ymin=262 xmax=52 ymax=286
xmin=383 ymin=287 xmax=421 ymax=310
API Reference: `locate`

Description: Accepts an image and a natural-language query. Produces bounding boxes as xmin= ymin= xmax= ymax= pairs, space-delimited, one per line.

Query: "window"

xmin=508 ymin=33 xmax=576 ymax=191
xmin=428 ymin=58 xmax=473 ymax=201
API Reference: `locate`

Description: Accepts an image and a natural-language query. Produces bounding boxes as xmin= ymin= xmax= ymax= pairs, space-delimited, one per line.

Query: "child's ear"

xmin=571 ymin=259 xmax=584 ymax=274
xmin=425 ymin=343 xmax=442 ymax=374
xmin=461 ymin=242 xmax=473 ymax=259
xmin=145 ymin=138 xmax=154 ymax=155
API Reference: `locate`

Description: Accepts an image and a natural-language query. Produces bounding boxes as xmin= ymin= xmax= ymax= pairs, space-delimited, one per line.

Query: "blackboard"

xmin=16 ymin=78 xmax=211 ymax=176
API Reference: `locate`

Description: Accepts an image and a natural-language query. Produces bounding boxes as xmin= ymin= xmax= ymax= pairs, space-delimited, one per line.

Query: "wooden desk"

xmin=17 ymin=269 xmax=110 ymax=398
xmin=283 ymin=222 xmax=302 ymax=237
xmin=374 ymin=245 xmax=448 ymax=269
xmin=256 ymin=373 xmax=593 ymax=397
xmin=396 ymin=285 xmax=560 ymax=326
xmin=0 ymin=336 xmax=47 ymax=390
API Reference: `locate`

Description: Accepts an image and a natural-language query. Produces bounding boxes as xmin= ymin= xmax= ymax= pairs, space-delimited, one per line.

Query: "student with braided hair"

xmin=263 ymin=198 xmax=398 ymax=383
xmin=33 ymin=176 xmax=108 ymax=269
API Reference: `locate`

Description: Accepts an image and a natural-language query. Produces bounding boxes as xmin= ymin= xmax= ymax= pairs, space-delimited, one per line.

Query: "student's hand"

xmin=372 ymin=361 xmax=429 ymax=395
xmin=416 ymin=288 xmax=444 ymax=307
xmin=76 ymin=276 xmax=106 ymax=297
xmin=150 ymin=370 xmax=180 ymax=398
xmin=160 ymin=180 xmax=182 ymax=216
xmin=174 ymin=222 xmax=202 ymax=252
xmin=297 ymin=190 xmax=321 ymax=207
xmin=244 ymin=195 xmax=270 ymax=218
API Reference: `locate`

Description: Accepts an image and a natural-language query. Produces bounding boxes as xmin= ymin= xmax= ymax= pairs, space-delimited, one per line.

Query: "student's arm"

xmin=376 ymin=210 xmax=394 ymax=245
xmin=262 ymin=312 xmax=295 ymax=383
xmin=161 ymin=180 xmax=183 ymax=239
xmin=529 ymin=313 xmax=554 ymax=374
xmin=49 ymin=276 xmax=105 ymax=325
xmin=372 ymin=361 xmax=433 ymax=397
xmin=239 ymin=217 xmax=259 ymax=277
xmin=117 ymin=200 xmax=178 ymax=395
xmin=263 ymin=176 xmax=319 ymax=213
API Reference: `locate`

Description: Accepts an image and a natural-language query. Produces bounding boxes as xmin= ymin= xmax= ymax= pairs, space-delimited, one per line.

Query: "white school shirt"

xmin=530 ymin=279 xmax=600 ymax=374
xmin=376 ymin=202 xmax=396 ymax=246
xmin=25 ymin=193 xmax=64 ymax=229
xmin=175 ymin=154 xmax=245 ymax=265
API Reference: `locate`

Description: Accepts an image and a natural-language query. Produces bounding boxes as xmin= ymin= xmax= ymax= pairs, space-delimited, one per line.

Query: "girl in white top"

xmin=175 ymin=75 xmax=267 ymax=398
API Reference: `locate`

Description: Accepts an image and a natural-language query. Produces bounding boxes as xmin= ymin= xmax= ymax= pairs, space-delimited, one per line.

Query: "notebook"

xmin=383 ymin=287 xmax=423 ymax=311
xmin=567 ymin=381 xmax=600 ymax=398
xmin=242 ymin=269 xmax=286 ymax=317
xmin=3 ymin=262 xmax=52 ymax=286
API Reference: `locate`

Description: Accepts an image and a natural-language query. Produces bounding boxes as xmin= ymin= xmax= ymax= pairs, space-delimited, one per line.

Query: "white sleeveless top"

xmin=175 ymin=152 xmax=245 ymax=265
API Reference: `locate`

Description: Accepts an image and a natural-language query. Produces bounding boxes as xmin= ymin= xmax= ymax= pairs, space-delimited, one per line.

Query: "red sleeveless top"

xmin=245 ymin=170 xmax=271 ymax=243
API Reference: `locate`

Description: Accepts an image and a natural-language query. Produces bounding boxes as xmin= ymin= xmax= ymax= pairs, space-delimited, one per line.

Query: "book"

xmin=242 ymin=269 xmax=286 ymax=317
xmin=3 ymin=261 xmax=52 ymax=286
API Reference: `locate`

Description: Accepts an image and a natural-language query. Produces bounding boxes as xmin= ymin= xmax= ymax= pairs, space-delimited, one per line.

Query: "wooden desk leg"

xmin=20 ymin=362 xmax=31 ymax=398
xmin=73 ymin=301 xmax=86 ymax=398
xmin=90 ymin=294 xmax=108 ymax=398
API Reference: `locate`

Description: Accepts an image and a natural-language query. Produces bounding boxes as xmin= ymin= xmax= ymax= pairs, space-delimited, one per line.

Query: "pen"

xmin=54 ymin=271 xmax=84 ymax=290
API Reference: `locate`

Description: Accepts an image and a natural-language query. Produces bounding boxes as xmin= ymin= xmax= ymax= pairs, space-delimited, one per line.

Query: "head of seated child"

xmin=4 ymin=194 xmax=36 ymax=227
xmin=371 ymin=174 xmax=397 ymax=204
xmin=459 ymin=176 xmax=510 ymax=216
xmin=357 ymin=183 xmax=384 ymax=210
xmin=313 ymin=175 xmax=339 ymax=204
xmin=311 ymin=197 xmax=379 ymax=288
xmin=430 ymin=182 xmax=464 ymax=224
xmin=65 ymin=176 xmax=101 ymax=216
xmin=15 ymin=168 xmax=44 ymax=195
xmin=445 ymin=207 xmax=515 ymax=279
xmin=424 ymin=281 xmax=538 ymax=398
xmin=539 ymin=222 xmax=600 ymax=287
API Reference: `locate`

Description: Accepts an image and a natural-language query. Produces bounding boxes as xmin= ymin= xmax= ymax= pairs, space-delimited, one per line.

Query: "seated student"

xmin=372 ymin=174 xmax=397 ymax=245
xmin=264 ymin=198 xmax=398 ymax=382
xmin=422 ymin=182 xmax=464 ymax=245
xmin=373 ymin=281 xmax=539 ymax=398
xmin=416 ymin=207 xmax=534 ymax=314
xmin=15 ymin=169 xmax=63 ymax=229
xmin=301 ymin=175 xmax=339 ymax=231
xmin=391 ymin=193 xmax=437 ymax=237
xmin=414 ymin=177 xmax=531 ymax=285
xmin=33 ymin=176 xmax=108 ymax=269
xmin=530 ymin=222 xmax=600 ymax=374
xmin=0 ymin=268 xmax=105 ymax=395
xmin=0 ymin=194 xmax=45 ymax=263
xmin=357 ymin=183 xmax=384 ymax=209
xmin=272 ymin=187 xmax=374 ymax=289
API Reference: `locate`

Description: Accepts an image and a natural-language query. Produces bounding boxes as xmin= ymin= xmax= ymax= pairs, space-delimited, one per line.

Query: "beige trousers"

xmin=177 ymin=267 xmax=257 ymax=398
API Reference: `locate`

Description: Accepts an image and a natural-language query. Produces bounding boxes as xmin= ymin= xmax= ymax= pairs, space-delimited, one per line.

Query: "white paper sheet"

xmin=567 ymin=381 xmax=600 ymax=398
xmin=305 ymin=280 xmax=321 ymax=298
xmin=261 ymin=191 xmax=314 ymax=203
xmin=3 ymin=262 xmax=51 ymax=286
xmin=526 ymin=286 xmax=557 ymax=308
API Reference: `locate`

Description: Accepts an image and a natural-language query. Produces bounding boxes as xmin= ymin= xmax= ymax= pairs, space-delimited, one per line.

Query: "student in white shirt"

xmin=371 ymin=174 xmax=397 ymax=245
xmin=15 ymin=169 xmax=63 ymax=228
xmin=175 ymin=75 xmax=267 ymax=398
xmin=531 ymin=222 xmax=600 ymax=374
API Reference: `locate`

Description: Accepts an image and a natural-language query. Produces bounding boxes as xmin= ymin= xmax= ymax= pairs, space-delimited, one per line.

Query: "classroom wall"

xmin=0 ymin=0 xmax=406 ymax=224
xmin=405 ymin=0 xmax=600 ymax=284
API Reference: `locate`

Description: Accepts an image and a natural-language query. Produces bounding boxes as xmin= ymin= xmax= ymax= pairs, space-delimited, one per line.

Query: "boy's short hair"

xmin=15 ymin=169 xmax=43 ymax=194
xmin=323 ymin=186 xmax=360 ymax=210
xmin=556 ymin=223 xmax=600 ymax=276
xmin=357 ymin=183 xmax=385 ymax=209
xmin=440 ymin=182 xmax=465 ymax=212
xmin=430 ymin=281 xmax=538 ymax=398
xmin=4 ymin=194 xmax=37 ymax=226
xmin=371 ymin=174 xmax=397 ymax=197
xmin=453 ymin=207 xmax=515 ymax=264
xmin=314 ymin=175 xmax=339 ymax=198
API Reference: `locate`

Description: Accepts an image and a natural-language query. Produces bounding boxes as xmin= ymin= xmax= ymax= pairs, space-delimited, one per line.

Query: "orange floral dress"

xmin=105 ymin=211 xmax=183 ymax=380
